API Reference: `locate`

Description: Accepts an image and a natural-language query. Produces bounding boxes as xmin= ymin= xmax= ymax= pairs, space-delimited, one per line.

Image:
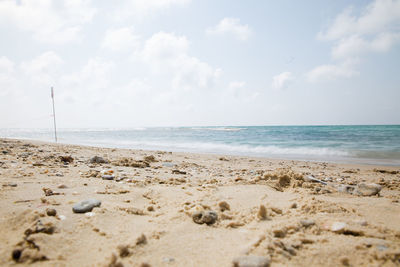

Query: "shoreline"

xmin=1 ymin=138 xmax=400 ymax=266
xmin=2 ymin=137 xmax=399 ymax=168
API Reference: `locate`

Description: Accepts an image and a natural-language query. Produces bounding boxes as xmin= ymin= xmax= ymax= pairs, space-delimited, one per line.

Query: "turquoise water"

xmin=1 ymin=125 xmax=400 ymax=166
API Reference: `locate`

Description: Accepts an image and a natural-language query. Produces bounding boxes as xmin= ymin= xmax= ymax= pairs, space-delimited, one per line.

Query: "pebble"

xmin=258 ymin=205 xmax=267 ymax=220
xmin=219 ymin=201 xmax=230 ymax=212
xmin=102 ymin=175 xmax=115 ymax=180
xmin=90 ymin=156 xmax=109 ymax=164
xmin=354 ymin=183 xmax=382 ymax=196
xmin=162 ymin=162 xmax=175 ymax=167
xmin=72 ymin=199 xmax=101 ymax=213
xmin=192 ymin=210 xmax=218 ymax=225
xmin=330 ymin=222 xmax=347 ymax=233
xmin=233 ymin=255 xmax=270 ymax=267
xmin=304 ymin=175 xmax=327 ymax=185
xmin=46 ymin=208 xmax=57 ymax=216
xmin=202 ymin=211 xmax=218 ymax=225
xmin=273 ymin=229 xmax=286 ymax=238
xmin=57 ymin=184 xmax=68 ymax=189
xmin=300 ymin=219 xmax=315 ymax=228
xmin=3 ymin=183 xmax=17 ymax=187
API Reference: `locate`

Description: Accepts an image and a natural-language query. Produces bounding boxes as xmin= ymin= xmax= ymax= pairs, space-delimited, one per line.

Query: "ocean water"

xmin=1 ymin=125 xmax=400 ymax=166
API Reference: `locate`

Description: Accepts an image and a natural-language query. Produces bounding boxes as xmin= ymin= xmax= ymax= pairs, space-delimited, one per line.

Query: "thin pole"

xmin=51 ymin=87 xmax=57 ymax=142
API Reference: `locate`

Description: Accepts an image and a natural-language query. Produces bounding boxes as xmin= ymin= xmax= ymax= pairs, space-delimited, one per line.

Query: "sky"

xmin=0 ymin=0 xmax=399 ymax=128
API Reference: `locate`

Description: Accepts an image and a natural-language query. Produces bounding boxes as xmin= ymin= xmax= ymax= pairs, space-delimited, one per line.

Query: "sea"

xmin=1 ymin=125 xmax=400 ymax=166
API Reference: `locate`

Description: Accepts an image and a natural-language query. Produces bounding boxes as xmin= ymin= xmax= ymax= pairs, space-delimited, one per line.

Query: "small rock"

xmin=72 ymin=199 xmax=101 ymax=213
xmin=12 ymin=249 xmax=22 ymax=262
xmin=57 ymin=184 xmax=68 ymax=189
xmin=340 ymin=256 xmax=350 ymax=266
xmin=46 ymin=208 xmax=57 ymax=216
xmin=90 ymin=156 xmax=109 ymax=164
xmin=273 ymin=229 xmax=286 ymax=238
xmin=202 ymin=211 xmax=218 ymax=225
xmin=300 ymin=219 xmax=315 ymax=228
xmin=162 ymin=162 xmax=175 ymax=167
xmin=290 ymin=203 xmax=297 ymax=209
xmin=59 ymin=156 xmax=73 ymax=164
xmin=172 ymin=169 xmax=186 ymax=175
xmin=336 ymin=184 xmax=355 ymax=194
xmin=258 ymin=205 xmax=267 ymax=220
xmin=102 ymin=175 xmax=115 ymax=180
xmin=354 ymin=183 xmax=382 ymax=196
xmin=136 ymin=234 xmax=147 ymax=245
xmin=162 ymin=257 xmax=175 ymax=263
xmin=117 ymin=245 xmax=130 ymax=257
xmin=192 ymin=210 xmax=218 ymax=225
xmin=3 ymin=183 xmax=17 ymax=187
xmin=219 ymin=201 xmax=230 ymax=212
xmin=304 ymin=175 xmax=327 ymax=185
xmin=330 ymin=222 xmax=347 ymax=233
xmin=233 ymin=255 xmax=270 ymax=267
xmin=192 ymin=211 xmax=204 ymax=224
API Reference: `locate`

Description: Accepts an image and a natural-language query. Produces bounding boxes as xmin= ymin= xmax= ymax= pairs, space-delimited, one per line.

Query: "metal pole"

xmin=51 ymin=87 xmax=57 ymax=142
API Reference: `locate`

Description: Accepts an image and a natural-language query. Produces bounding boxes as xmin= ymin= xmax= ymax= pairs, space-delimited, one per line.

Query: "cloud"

xmin=306 ymin=61 xmax=358 ymax=83
xmin=308 ymin=0 xmax=400 ymax=82
xmin=272 ymin=72 xmax=293 ymax=90
xmin=0 ymin=56 xmax=17 ymax=97
xmin=206 ymin=17 xmax=252 ymax=41
xmin=318 ymin=0 xmax=400 ymax=41
xmin=20 ymin=51 xmax=64 ymax=84
xmin=138 ymin=32 xmax=221 ymax=91
xmin=113 ymin=0 xmax=191 ymax=21
xmin=319 ymin=0 xmax=400 ymax=59
xmin=0 ymin=0 xmax=96 ymax=44
xmin=332 ymin=32 xmax=400 ymax=58
xmin=102 ymin=27 xmax=141 ymax=51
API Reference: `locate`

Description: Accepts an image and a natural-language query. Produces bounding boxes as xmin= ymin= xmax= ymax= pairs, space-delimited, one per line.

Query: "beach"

xmin=0 ymin=138 xmax=400 ymax=266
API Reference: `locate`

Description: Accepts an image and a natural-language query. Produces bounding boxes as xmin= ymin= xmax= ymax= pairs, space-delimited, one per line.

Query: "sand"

xmin=0 ymin=138 xmax=399 ymax=266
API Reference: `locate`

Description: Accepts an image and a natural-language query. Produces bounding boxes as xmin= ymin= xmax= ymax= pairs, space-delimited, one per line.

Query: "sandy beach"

xmin=0 ymin=138 xmax=399 ymax=267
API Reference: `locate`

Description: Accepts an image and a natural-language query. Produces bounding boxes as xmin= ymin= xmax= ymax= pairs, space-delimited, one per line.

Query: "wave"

xmin=82 ymin=139 xmax=350 ymax=157
xmin=190 ymin=127 xmax=245 ymax=132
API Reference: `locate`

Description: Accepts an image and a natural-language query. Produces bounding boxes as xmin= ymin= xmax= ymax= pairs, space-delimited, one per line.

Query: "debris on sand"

xmin=218 ymin=201 xmax=230 ymax=212
xmin=261 ymin=169 xmax=303 ymax=191
xmin=192 ymin=210 xmax=218 ymax=225
xmin=354 ymin=183 xmax=382 ymax=196
xmin=233 ymin=255 xmax=270 ymax=267
xmin=257 ymin=205 xmax=268 ymax=220
xmin=72 ymin=199 xmax=101 ymax=213
xmin=59 ymin=155 xmax=73 ymax=164
xmin=90 ymin=156 xmax=109 ymax=164
xmin=113 ymin=158 xmax=150 ymax=168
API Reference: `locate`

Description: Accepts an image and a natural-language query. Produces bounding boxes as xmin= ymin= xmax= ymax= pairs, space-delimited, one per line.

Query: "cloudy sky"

xmin=0 ymin=0 xmax=399 ymax=128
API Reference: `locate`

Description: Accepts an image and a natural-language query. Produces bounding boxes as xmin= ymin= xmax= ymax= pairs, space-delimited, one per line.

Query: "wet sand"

xmin=0 ymin=138 xmax=399 ymax=266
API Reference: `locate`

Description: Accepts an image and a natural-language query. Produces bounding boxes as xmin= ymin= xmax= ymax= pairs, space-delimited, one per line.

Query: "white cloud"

xmin=102 ymin=27 xmax=141 ymax=51
xmin=0 ymin=56 xmax=15 ymax=73
xmin=318 ymin=0 xmax=400 ymax=41
xmin=0 ymin=0 xmax=96 ymax=44
xmin=318 ymin=0 xmax=400 ymax=59
xmin=206 ymin=17 xmax=252 ymax=41
xmin=306 ymin=61 xmax=358 ymax=83
xmin=229 ymin=81 xmax=246 ymax=90
xmin=309 ymin=0 xmax=400 ymax=82
xmin=20 ymin=51 xmax=64 ymax=84
xmin=138 ymin=32 xmax=221 ymax=91
xmin=332 ymin=32 xmax=400 ymax=58
xmin=114 ymin=0 xmax=191 ymax=21
xmin=0 ymin=56 xmax=16 ymax=97
xmin=272 ymin=72 xmax=293 ymax=90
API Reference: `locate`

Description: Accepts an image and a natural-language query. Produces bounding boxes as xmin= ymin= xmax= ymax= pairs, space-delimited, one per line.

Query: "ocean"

xmin=1 ymin=125 xmax=399 ymax=166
